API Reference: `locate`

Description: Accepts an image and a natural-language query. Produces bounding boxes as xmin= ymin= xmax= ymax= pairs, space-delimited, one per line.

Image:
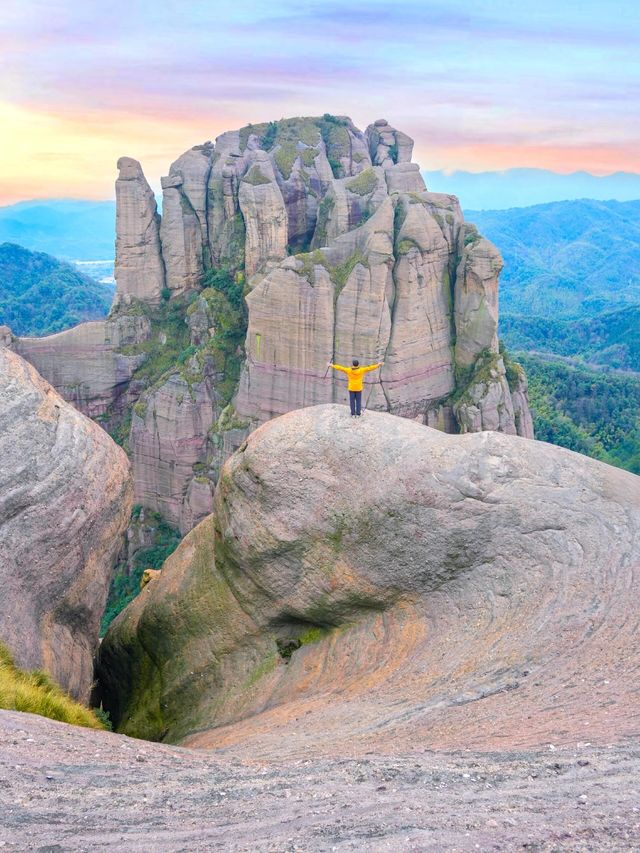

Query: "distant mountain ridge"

xmin=425 ymin=168 xmax=640 ymax=210
xmin=468 ymin=199 xmax=640 ymax=319
xmin=0 ymin=199 xmax=115 ymax=260
xmin=3 ymin=167 xmax=640 ymax=264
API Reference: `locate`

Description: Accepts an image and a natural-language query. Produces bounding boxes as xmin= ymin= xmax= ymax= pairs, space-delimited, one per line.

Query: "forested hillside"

xmin=0 ymin=243 xmax=114 ymax=336
xmin=469 ymin=199 xmax=640 ymax=317
xmin=516 ymin=353 xmax=640 ymax=474
xmin=501 ymin=305 xmax=639 ymax=372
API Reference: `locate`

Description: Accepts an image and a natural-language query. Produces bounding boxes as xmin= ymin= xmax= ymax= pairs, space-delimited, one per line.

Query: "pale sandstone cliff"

xmin=0 ymin=348 xmax=132 ymax=700
xmin=9 ymin=315 xmax=151 ymax=419
xmin=113 ymin=157 xmax=165 ymax=308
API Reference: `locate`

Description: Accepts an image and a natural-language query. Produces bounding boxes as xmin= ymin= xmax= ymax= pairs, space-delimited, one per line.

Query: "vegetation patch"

xmin=274 ymin=143 xmax=299 ymax=180
xmin=239 ymin=122 xmax=270 ymax=151
xmin=100 ymin=510 xmax=181 ymax=634
xmin=464 ymin=225 xmax=481 ymax=247
xmin=276 ymin=626 xmax=327 ymax=662
xmin=242 ymin=166 xmax=272 ymax=186
xmin=317 ymin=114 xmax=350 ymax=178
xmin=301 ymin=147 xmax=320 ymax=167
xmin=346 ymin=167 xmax=378 ymax=196
xmin=0 ymin=642 xmax=105 ymax=729
xmin=201 ymin=268 xmax=247 ymax=397
xmin=311 ymin=195 xmax=335 ymax=250
xmin=297 ymin=249 xmax=329 ymax=283
xmin=451 ymin=348 xmax=501 ymax=405
xmin=397 ymin=238 xmax=419 ymax=255
xmin=330 ymin=251 xmax=368 ymax=296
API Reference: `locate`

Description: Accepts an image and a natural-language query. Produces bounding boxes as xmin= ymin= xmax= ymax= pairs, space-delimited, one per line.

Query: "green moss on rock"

xmin=347 ymin=167 xmax=377 ymax=196
xmin=274 ymin=143 xmax=299 ymax=180
xmin=242 ymin=165 xmax=272 ymax=186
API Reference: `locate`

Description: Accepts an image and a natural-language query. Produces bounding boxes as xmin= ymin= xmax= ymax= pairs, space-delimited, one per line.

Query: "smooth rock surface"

xmin=0 ymin=349 xmax=132 ymax=700
xmin=99 ymin=405 xmax=640 ymax=755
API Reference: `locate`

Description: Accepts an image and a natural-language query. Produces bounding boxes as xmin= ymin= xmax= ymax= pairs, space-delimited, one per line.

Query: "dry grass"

xmin=0 ymin=643 xmax=104 ymax=729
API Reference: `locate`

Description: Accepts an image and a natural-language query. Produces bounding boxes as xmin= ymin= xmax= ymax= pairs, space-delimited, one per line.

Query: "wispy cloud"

xmin=1 ymin=0 xmax=639 ymax=202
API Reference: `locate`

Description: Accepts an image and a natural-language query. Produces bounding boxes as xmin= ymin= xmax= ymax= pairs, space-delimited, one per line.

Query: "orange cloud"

xmin=0 ymin=102 xmax=239 ymax=204
xmin=2 ymin=100 xmax=639 ymax=206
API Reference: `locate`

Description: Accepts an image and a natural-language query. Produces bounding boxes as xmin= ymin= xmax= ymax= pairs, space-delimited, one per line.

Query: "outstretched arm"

xmin=362 ymin=362 xmax=383 ymax=373
xmin=328 ymin=363 xmax=349 ymax=374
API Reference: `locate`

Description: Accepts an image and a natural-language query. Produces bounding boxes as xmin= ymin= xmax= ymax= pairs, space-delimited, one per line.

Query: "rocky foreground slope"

xmin=3 ymin=115 xmax=532 ymax=536
xmin=2 ymin=709 xmax=639 ymax=852
xmin=99 ymin=405 xmax=640 ymax=755
xmin=0 ymin=348 xmax=132 ymax=700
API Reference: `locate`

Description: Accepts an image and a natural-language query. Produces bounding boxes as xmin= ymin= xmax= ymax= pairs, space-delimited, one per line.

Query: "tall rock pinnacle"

xmin=113 ymin=156 xmax=165 ymax=308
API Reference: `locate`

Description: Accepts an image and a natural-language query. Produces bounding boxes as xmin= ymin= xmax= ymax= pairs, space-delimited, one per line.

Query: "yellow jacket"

xmin=330 ymin=362 xmax=381 ymax=391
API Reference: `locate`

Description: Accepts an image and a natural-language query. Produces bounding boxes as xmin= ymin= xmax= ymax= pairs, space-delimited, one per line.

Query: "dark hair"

xmin=352 ymin=359 xmax=359 ymax=367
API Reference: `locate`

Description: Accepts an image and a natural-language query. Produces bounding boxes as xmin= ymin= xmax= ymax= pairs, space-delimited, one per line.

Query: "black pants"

xmin=349 ymin=390 xmax=362 ymax=416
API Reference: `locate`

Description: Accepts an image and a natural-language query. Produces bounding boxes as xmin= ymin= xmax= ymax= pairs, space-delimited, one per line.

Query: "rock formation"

xmin=6 ymin=115 xmax=534 ymax=539
xmin=99 ymin=405 xmax=640 ymax=753
xmin=0 ymin=348 xmax=132 ymax=700
xmin=130 ymin=370 xmax=219 ymax=533
xmin=110 ymin=115 xmax=527 ymax=444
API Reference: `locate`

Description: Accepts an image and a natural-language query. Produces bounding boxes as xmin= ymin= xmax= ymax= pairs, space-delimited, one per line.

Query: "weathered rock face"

xmin=99 ymin=405 xmax=640 ymax=754
xmin=8 ymin=315 xmax=151 ymax=419
xmin=160 ymin=144 xmax=214 ymax=296
xmin=130 ymin=369 xmax=219 ymax=534
xmin=0 ymin=349 xmax=132 ymax=700
xmin=234 ymin=186 xmax=526 ymax=430
xmin=113 ymin=157 xmax=165 ymax=308
xmin=238 ymin=153 xmax=288 ymax=277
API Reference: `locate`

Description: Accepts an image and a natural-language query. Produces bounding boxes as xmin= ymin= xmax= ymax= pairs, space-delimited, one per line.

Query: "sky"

xmin=1 ymin=0 xmax=639 ymax=204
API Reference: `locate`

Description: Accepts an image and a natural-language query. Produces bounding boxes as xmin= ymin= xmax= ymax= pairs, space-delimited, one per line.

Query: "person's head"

xmin=352 ymin=359 xmax=359 ymax=367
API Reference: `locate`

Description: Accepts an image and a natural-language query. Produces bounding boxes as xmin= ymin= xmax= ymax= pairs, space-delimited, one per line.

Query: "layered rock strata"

xmin=8 ymin=315 xmax=151 ymax=419
xmin=0 ymin=349 xmax=132 ymax=700
xmin=99 ymin=405 xmax=639 ymax=752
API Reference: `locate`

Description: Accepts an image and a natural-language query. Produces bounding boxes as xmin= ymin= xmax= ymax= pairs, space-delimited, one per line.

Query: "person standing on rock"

xmin=327 ymin=359 xmax=383 ymax=417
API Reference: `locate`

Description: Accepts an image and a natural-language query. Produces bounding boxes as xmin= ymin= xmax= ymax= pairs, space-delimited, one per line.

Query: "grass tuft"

xmin=0 ymin=643 xmax=105 ymax=729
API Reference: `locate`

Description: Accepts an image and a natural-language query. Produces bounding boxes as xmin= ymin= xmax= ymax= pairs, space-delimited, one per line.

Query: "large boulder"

xmin=98 ymin=405 xmax=640 ymax=755
xmin=0 ymin=349 xmax=133 ymax=700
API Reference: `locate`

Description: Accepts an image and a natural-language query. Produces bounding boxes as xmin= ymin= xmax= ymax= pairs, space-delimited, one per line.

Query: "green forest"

xmin=0 ymin=242 xmax=113 ymax=336
xmin=515 ymin=352 xmax=640 ymax=475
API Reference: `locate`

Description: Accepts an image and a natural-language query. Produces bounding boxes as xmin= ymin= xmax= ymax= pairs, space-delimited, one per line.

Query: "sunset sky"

xmin=1 ymin=0 xmax=639 ymax=204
